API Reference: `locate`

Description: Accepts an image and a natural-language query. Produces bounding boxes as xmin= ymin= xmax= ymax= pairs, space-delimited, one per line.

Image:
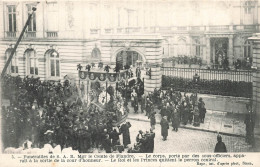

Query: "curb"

xmin=127 ymin=117 xmax=246 ymax=138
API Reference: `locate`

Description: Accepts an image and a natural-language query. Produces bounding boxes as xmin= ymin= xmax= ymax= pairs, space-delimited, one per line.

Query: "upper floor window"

xmin=25 ymin=49 xmax=38 ymax=75
xmin=244 ymin=0 xmax=254 ymax=14
xmin=89 ymin=3 xmax=98 ymax=28
xmin=26 ymin=4 xmax=36 ymax=32
xmin=5 ymin=48 xmax=18 ymax=74
xmin=47 ymin=2 xmax=58 ymax=31
xmin=117 ymin=8 xmax=120 ymax=27
xmin=7 ymin=5 xmax=16 ymax=32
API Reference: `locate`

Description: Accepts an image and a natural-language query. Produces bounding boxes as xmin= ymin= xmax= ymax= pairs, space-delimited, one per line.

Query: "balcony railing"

xmin=117 ymin=28 xmax=123 ymax=33
xmin=177 ymin=26 xmax=187 ymax=30
xmin=244 ymin=25 xmax=256 ymax=30
xmin=90 ymin=29 xmax=99 ymax=34
xmin=209 ymin=25 xmax=229 ymax=31
xmin=6 ymin=32 xmax=17 ymax=38
xmin=25 ymin=31 xmax=36 ymax=38
xmin=105 ymin=28 xmax=113 ymax=34
xmin=46 ymin=31 xmax=58 ymax=37
xmin=191 ymin=26 xmax=201 ymax=31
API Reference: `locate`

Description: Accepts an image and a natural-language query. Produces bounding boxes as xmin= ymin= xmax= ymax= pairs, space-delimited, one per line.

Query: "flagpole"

xmin=1 ymin=7 xmax=37 ymax=78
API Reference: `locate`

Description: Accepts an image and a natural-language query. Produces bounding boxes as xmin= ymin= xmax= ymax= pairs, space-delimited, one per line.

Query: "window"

xmin=89 ymin=3 xmax=98 ymax=28
xmin=25 ymin=49 xmax=38 ymax=75
xmin=7 ymin=5 xmax=16 ymax=32
xmin=244 ymin=0 xmax=254 ymax=14
xmin=47 ymin=2 xmax=58 ymax=31
xmin=91 ymin=48 xmax=101 ymax=59
xmin=244 ymin=40 xmax=252 ymax=58
xmin=195 ymin=39 xmax=200 ymax=57
xmin=5 ymin=48 xmax=18 ymax=74
xmin=26 ymin=4 xmax=36 ymax=32
xmin=104 ymin=5 xmax=111 ymax=28
xmin=49 ymin=51 xmax=60 ymax=77
xmin=117 ymin=8 xmax=120 ymax=27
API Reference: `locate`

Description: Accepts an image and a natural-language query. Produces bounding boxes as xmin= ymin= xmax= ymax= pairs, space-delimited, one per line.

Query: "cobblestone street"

xmin=125 ymin=119 xmax=253 ymax=153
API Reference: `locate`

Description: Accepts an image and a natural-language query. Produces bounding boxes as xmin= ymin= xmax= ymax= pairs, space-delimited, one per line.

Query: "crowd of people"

xmin=2 ymin=72 xmax=254 ymax=154
xmin=1 ymin=74 xmax=132 ymax=153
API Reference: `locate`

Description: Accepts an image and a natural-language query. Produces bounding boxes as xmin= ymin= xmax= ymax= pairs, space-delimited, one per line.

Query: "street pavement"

xmin=127 ymin=104 xmax=246 ymax=137
xmin=124 ymin=102 xmax=257 ymax=152
xmin=125 ymin=119 xmax=253 ymax=153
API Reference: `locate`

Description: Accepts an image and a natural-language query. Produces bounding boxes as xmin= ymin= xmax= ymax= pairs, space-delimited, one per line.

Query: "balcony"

xmin=117 ymin=28 xmax=123 ymax=33
xmin=159 ymin=27 xmax=171 ymax=32
xmin=125 ymin=27 xmax=141 ymax=33
xmin=177 ymin=26 xmax=187 ymax=31
xmin=191 ymin=26 xmax=201 ymax=31
xmin=209 ymin=25 xmax=229 ymax=31
xmin=244 ymin=25 xmax=256 ymax=30
xmin=46 ymin=31 xmax=58 ymax=38
xmin=25 ymin=31 xmax=36 ymax=38
xmin=90 ymin=29 xmax=99 ymax=34
xmin=105 ymin=28 xmax=113 ymax=34
xmin=6 ymin=32 xmax=17 ymax=38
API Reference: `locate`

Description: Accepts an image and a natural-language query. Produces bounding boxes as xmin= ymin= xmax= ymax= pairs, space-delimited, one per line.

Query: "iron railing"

xmin=161 ymin=67 xmax=253 ymax=82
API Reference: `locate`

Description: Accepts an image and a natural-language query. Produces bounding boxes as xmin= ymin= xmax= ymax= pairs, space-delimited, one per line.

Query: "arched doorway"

xmin=116 ymin=50 xmax=143 ymax=70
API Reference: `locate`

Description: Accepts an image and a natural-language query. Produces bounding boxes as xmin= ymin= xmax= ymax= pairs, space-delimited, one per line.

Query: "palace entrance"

xmin=116 ymin=50 xmax=143 ymax=70
xmin=210 ymin=38 xmax=229 ymax=68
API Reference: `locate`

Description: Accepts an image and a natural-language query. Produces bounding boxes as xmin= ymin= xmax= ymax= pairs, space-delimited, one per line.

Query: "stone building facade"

xmin=0 ymin=0 xmax=259 ymax=92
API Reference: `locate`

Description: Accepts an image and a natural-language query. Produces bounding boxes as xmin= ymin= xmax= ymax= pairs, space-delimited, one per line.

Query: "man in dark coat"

xmin=244 ymin=105 xmax=255 ymax=145
xmin=147 ymin=129 xmax=155 ymax=153
xmin=149 ymin=111 xmax=156 ymax=130
xmin=103 ymin=134 xmax=112 ymax=153
xmin=119 ymin=122 xmax=131 ymax=148
xmin=160 ymin=116 xmax=169 ymax=141
xmin=214 ymin=135 xmax=227 ymax=152
xmin=198 ymin=98 xmax=206 ymax=123
xmin=133 ymin=96 xmax=139 ymax=113
xmin=109 ymin=128 xmax=121 ymax=147
xmin=140 ymin=94 xmax=146 ymax=113
xmin=172 ymin=107 xmax=180 ymax=132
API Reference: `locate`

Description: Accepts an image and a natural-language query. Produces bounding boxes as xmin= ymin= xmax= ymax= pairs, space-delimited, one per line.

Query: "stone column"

xmin=228 ymin=36 xmax=234 ymax=67
xmin=205 ymin=37 xmax=211 ymax=65
xmin=249 ymin=33 xmax=260 ymax=133
xmin=144 ymin=40 xmax=163 ymax=93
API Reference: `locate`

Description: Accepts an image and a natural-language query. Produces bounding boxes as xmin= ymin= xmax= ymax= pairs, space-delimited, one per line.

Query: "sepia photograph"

xmin=0 ymin=0 xmax=259 ymax=164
